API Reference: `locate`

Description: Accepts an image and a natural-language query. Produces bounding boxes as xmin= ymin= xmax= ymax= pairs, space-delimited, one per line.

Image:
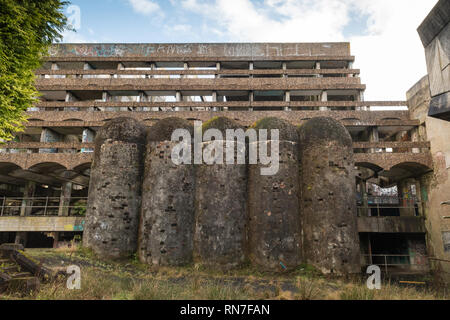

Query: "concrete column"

xmin=116 ymin=62 xmax=125 ymax=79
xmin=181 ymin=62 xmax=188 ymax=79
xmin=414 ymin=179 xmax=424 ymax=217
xmin=315 ymin=61 xmax=322 ymax=78
xmin=398 ymin=180 xmax=415 ymax=216
xmin=50 ymin=63 xmax=60 ymax=79
xmin=282 ymin=62 xmax=287 ymax=78
xmin=83 ymin=62 xmax=93 ymax=79
xmin=103 ymin=91 xmax=113 ymax=111
xmin=58 ymin=182 xmax=72 ymax=217
xmin=65 ymin=91 xmax=78 ymax=111
xmin=175 ymin=91 xmax=181 ymax=111
xmin=147 ymin=63 xmax=155 ymax=79
xmin=20 ymin=181 xmax=36 ymax=216
xmin=249 ymin=91 xmax=254 ymax=111
xmin=360 ymin=180 xmax=369 ymax=216
xmin=211 ymin=91 xmax=218 ymax=112
xmin=348 ymin=61 xmax=353 ymax=78
xmin=52 ymin=232 xmax=59 ymax=248
xmin=15 ymin=232 xmax=27 ymax=247
xmin=369 ymin=126 xmax=379 ymax=153
xmin=138 ymin=91 xmax=147 ymax=111
xmin=284 ymin=91 xmax=290 ymax=111
xmin=358 ymin=90 xmax=367 ymax=111
xmin=81 ymin=128 xmax=94 ymax=153
xmin=249 ymin=62 xmax=254 ymax=79
xmin=319 ymin=90 xmax=328 ymax=111
xmin=216 ymin=62 xmax=221 ymax=79
xmin=411 ymin=127 xmax=420 ymax=153
xmin=40 ymin=128 xmax=61 ymax=153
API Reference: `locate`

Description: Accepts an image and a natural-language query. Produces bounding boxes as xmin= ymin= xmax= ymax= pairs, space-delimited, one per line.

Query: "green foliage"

xmin=71 ymin=201 xmax=86 ymax=216
xmin=0 ymin=0 xmax=69 ymax=141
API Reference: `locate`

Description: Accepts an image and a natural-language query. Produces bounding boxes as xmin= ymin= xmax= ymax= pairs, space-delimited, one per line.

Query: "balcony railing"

xmin=357 ymin=196 xmax=422 ymax=217
xmin=361 ymin=254 xmax=422 ymax=273
xmin=0 ymin=141 xmax=429 ymax=155
xmin=0 ymin=196 xmax=87 ymax=217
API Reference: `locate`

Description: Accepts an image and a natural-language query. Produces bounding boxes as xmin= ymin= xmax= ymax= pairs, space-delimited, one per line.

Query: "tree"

xmin=0 ymin=0 xmax=69 ymax=141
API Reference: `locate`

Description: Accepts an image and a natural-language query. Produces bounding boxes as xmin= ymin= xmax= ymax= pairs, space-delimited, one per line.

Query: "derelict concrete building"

xmin=0 ymin=41 xmax=446 ymax=275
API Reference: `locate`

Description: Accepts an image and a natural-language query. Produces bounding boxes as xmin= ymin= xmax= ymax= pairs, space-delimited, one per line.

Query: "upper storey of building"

xmin=34 ymin=42 xmax=373 ymax=108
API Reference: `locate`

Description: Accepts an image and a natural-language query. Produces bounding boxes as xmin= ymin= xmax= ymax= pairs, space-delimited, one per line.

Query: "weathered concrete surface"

xmin=47 ymin=43 xmax=352 ymax=59
xmin=0 ymin=217 xmax=85 ymax=232
xmin=35 ymin=77 xmax=364 ymax=92
xmin=407 ymin=75 xmax=450 ymax=279
xmin=298 ymin=117 xmax=360 ymax=274
xmin=248 ymin=117 xmax=301 ymax=271
xmin=417 ymin=0 xmax=450 ymax=120
xmin=357 ymin=217 xmax=426 ymax=233
xmin=194 ymin=117 xmax=247 ymax=269
xmin=83 ymin=117 xmax=146 ymax=259
xmin=138 ymin=118 xmax=195 ymax=266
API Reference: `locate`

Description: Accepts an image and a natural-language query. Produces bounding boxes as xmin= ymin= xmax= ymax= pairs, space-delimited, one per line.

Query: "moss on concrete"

xmin=298 ymin=117 xmax=352 ymax=147
xmin=250 ymin=117 xmax=298 ymax=142
xmin=147 ymin=117 xmax=193 ymax=142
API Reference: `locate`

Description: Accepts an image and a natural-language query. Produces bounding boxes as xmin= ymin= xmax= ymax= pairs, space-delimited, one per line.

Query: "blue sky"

xmin=61 ymin=0 xmax=438 ymax=100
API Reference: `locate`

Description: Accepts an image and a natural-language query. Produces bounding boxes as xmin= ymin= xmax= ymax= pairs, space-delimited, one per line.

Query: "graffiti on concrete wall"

xmin=48 ymin=43 xmax=348 ymax=58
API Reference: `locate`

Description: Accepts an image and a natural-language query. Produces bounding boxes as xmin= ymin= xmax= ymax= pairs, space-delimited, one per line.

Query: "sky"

xmin=61 ymin=0 xmax=438 ymax=101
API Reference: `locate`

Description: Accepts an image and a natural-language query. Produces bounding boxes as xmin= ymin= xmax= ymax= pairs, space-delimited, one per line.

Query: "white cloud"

xmin=128 ymin=0 xmax=161 ymax=15
xmin=62 ymin=30 xmax=96 ymax=43
xmin=349 ymin=0 xmax=436 ymax=100
xmin=175 ymin=0 xmax=437 ymax=100
xmin=164 ymin=24 xmax=192 ymax=34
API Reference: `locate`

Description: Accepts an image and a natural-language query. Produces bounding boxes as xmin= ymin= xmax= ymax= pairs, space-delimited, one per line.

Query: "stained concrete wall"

xmin=298 ymin=117 xmax=360 ymax=274
xmin=417 ymin=0 xmax=450 ymax=120
xmin=247 ymin=118 xmax=301 ymax=271
xmin=194 ymin=117 xmax=247 ymax=269
xmin=138 ymin=118 xmax=195 ymax=266
xmin=79 ymin=115 xmax=366 ymax=274
xmin=83 ymin=117 xmax=146 ymax=259
xmin=407 ymin=76 xmax=450 ymax=278
xmin=0 ymin=216 xmax=84 ymax=232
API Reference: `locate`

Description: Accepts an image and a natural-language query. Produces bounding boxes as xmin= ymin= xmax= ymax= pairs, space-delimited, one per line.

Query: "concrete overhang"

xmin=0 ymin=216 xmax=85 ymax=232
xmin=357 ymin=216 xmax=426 ymax=233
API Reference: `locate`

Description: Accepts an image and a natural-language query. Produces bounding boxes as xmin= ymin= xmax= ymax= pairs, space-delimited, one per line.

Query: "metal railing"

xmin=362 ymin=254 xmax=418 ymax=273
xmin=357 ymin=196 xmax=421 ymax=217
xmin=0 ymin=196 xmax=87 ymax=217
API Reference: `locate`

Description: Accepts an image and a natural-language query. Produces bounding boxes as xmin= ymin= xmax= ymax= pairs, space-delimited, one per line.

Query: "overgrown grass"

xmin=0 ymin=248 xmax=448 ymax=300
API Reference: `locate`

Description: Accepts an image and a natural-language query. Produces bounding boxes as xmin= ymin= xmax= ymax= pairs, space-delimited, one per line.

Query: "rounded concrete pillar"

xmin=194 ymin=117 xmax=247 ymax=269
xmin=248 ymin=117 xmax=302 ymax=271
xmin=138 ymin=117 xmax=195 ymax=266
xmin=298 ymin=117 xmax=360 ymax=274
xmin=83 ymin=117 xmax=146 ymax=259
